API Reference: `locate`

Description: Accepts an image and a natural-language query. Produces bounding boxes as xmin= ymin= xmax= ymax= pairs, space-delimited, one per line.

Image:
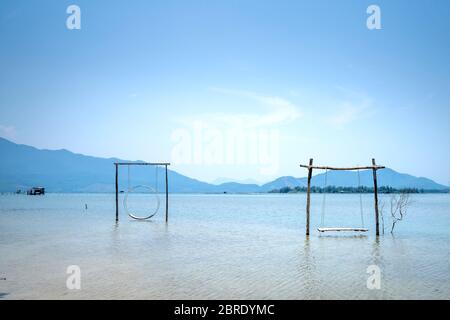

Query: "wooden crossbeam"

xmin=299 ymin=164 xmax=385 ymax=171
xmin=115 ymin=162 xmax=170 ymax=166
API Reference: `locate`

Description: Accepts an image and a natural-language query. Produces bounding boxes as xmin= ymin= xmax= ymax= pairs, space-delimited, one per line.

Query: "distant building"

xmin=27 ymin=187 xmax=45 ymax=195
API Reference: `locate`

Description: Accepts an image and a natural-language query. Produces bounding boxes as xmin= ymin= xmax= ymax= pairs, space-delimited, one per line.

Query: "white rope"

xmin=155 ymin=165 xmax=158 ymax=193
xmin=320 ymin=169 xmax=328 ymax=227
xmin=357 ymin=168 xmax=365 ymax=228
xmin=127 ymin=165 xmax=131 ymax=191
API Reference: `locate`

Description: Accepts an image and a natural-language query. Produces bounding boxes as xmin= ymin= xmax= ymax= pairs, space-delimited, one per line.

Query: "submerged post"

xmin=372 ymin=158 xmax=380 ymax=236
xmin=115 ymin=163 xmax=119 ymax=223
xmin=306 ymin=158 xmax=313 ymax=236
xmin=165 ymin=164 xmax=169 ymax=223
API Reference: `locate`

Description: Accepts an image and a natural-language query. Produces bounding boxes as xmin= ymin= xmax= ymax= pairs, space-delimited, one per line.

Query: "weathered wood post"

xmin=306 ymin=158 xmax=313 ymax=236
xmin=165 ymin=164 xmax=169 ymax=223
xmin=372 ymin=158 xmax=380 ymax=236
xmin=115 ymin=163 xmax=119 ymax=223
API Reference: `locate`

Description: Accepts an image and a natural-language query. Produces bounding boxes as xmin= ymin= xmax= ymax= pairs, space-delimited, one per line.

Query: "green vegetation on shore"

xmin=269 ymin=186 xmax=449 ymax=194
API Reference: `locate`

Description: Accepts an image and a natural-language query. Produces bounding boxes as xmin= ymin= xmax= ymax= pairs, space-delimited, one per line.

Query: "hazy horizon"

xmin=1 ymin=135 xmax=447 ymax=190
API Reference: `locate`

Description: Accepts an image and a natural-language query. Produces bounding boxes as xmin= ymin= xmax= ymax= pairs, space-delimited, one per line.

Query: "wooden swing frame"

xmin=300 ymin=158 xmax=385 ymax=236
xmin=114 ymin=162 xmax=170 ymax=223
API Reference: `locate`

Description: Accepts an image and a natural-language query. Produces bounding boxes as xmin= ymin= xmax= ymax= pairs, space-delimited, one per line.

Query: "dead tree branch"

xmin=390 ymin=192 xmax=411 ymax=234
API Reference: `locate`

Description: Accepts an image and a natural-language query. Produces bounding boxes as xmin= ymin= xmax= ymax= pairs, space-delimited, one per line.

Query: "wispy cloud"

xmin=180 ymin=87 xmax=301 ymax=129
xmin=0 ymin=124 xmax=17 ymax=140
xmin=328 ymin=103 xmax=366 ymax=128
xmin=327 ymin=89 xmax=374 ymax=129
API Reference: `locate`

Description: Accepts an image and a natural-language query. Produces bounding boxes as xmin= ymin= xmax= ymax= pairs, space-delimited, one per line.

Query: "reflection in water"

xmin=0 ymin=193 xmax=450 ymax=299
xmin=110 ymin=222 xmax=121 ymax=255
xmin=370 ymin=236 xmax=382 ymax=269
xmin=298 ymin=237 xmax=320 ymax=299
xmin=0 ymin=293 xmax=10 ymax=299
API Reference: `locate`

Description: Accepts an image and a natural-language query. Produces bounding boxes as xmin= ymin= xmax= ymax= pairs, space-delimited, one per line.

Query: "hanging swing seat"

xmin=318 ymin=227 xmax=369 ymax=232
xmin=316 ymin=167 xmax=369 ymax=235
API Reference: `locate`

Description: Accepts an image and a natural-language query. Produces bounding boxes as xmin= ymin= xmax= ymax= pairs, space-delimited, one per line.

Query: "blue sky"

xmin=1 ymin=0 xmax=450 ymax=184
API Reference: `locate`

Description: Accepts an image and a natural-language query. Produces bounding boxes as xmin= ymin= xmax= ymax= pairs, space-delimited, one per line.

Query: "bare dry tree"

xmin=390 ymin=191 xmax=412 ymax=234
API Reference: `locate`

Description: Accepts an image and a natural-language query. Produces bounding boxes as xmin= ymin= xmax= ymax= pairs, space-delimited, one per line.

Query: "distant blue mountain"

xmin=262 ymin=168 xmax=447 ymax=191
xmin=260 ymin=176 xmax=306 ymax=192
xmin=0 ymin=137 xmax=447 ymax=193
xmin=212 ymin=177 xmax=261 ymax=185
xmin=0 ymin=137 xmax=212 ymax=193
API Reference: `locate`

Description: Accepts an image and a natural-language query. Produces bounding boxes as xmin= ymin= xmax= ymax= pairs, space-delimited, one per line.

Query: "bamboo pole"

xmin=115 ymin=163 xmax=119 ymax=223
xmin=306 ymin=158 xmax=313 ymax=236
xmin=372 ymin=158 xmax=380 ymax=236
xmin=165 ymin=164 xmax=169 ymax=223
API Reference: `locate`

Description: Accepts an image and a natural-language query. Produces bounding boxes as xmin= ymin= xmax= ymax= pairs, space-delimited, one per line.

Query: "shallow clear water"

xmin=0 ymin=193 xmax=449 ymax=299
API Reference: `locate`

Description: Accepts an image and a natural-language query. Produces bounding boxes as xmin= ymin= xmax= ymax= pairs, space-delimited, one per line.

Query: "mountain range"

xmin=0 ymin=137 xmax=447 ymax=193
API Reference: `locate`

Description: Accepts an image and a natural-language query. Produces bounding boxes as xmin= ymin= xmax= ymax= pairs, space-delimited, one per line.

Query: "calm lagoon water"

xmin=0 ymin=193 xmax=449 ymax=299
